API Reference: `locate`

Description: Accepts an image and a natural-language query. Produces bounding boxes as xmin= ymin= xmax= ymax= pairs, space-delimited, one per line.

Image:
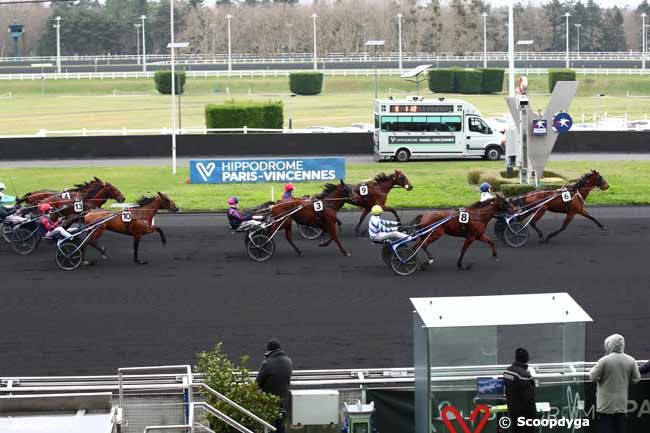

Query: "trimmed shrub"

xmin=467 ymin=171 xmax=483 ymax=185
xmin=478 ymin=68 xmax=504 ymax=93
xmin=500 ymin=184 xmax=536 ymax=196
xmin=499 ymin=170 xmax=564 ymax=179
xmin=427 ymin=68 xmax=456 ymax=93
xmin=154 ymin=70 xmax=186 ymax=95
xmin=454 ymin=69 xmax=483 ymax=94
xmin=478 ymin=175 xmax=508 ymax=190
xmin=205 ymin=101 xmax=283 ymax=129
xmin=289 ymin=72 xmax=324 ymax=95
xmin=548 ymin=69 xmax=576 ymax=92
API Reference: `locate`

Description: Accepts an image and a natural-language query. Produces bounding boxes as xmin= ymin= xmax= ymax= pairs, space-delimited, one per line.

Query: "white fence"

xmin=2 ymin=67 xmax=650 ymax=81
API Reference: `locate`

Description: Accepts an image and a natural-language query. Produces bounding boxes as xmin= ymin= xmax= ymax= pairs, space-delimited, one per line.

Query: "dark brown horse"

xmin=84 ymin=193 xmax=179 ymax=264
xmin=41 ymin=181 xmax=125 ymax=222
xmin=348 ymin=170 xmax=413 ymax=233
xmin=509 ymin=170 xmax=609 ymax=243
xmin=412 ymin=195 xmax=514 ymax=270
xmin=16 ymin=177 xmax=105 ymax=206
xmin=270 ymin=180 xmax=354 ymax=256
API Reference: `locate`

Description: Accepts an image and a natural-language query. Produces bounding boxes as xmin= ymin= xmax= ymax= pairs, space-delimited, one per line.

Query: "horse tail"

xmin=409 ymin=214 xmax=423 ymax=226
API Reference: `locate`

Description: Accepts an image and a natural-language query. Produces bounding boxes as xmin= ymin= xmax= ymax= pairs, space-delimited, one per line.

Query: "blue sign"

xmin=532 ymin=119 xmax=547 ymax=136
xmin=190 ymin=157 xmax=346 ymax=184
xmin=553 ymin=112 xmax=573 ymax=133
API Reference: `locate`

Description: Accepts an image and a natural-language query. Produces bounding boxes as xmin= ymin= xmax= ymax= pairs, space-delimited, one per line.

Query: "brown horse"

xmin=412 ymin=195 xmax=515 ymax=270
xmin=16 ymin=177 xmax=105 ymax=206
xmin=84 ymin=193 xmax=179 ymax=264
xmin=348 ymin=170 xmax=413 ymax=233
xmin=509 ymin=170 xmax=609 ymax=243
xmin=270 ymin=180 xmax=354 ymax=256
xmin=41 ymin=181 xmax=125 ymax=222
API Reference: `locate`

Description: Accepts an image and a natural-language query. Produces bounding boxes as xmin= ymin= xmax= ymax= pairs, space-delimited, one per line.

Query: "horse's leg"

xmin=88 ymin=225 xmax=108 ymax=260
xmin=457 ymin=235 xmax=477 ymax=270
xmin=479 ymin=233 xmax=499 ymax=261
xmin=284 ymin=221 xmax=302 ymax=256
xmin=155 ymin=227 xmax=167 ymax=245
xmin=354 ymin=208 xmax=370 ymax=234
xmin=579 ymin=208 xmax=607 ymax=230
xmin=544 ymin=213 xmax=575 ymax=243
xmin=527 ymin=206 xmax=548 ymax=241
xmin=133 ymin=236 xmax=148 ymax=265
xmin=324 ymin=216 xmax=350 ymax=256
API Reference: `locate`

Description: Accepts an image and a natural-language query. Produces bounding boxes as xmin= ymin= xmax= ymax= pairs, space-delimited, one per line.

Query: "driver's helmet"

xmin=0 ymin=182 xmax=5 ymax=192
xmin=38 ymin=203 xmax=52 ymax=214
xmin=284 ymin=183 xmax=295 ymax=192
xmin=371 ymin=205 xmax=383 ymax=215
xmin=228 ymin=196 xmax=239 ymax=207
xmin=480 ymin=182 xmax=492 ymax=193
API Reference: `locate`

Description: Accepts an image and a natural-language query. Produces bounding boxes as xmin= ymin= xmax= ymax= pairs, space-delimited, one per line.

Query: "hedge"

xmin=154 ymin=71 xmax=186 ymax=95
xmin=500 ymin=184 xmax=536 ymax=196
xmin=478 ymin=68 xmax=504 ymax=93
xmin=205 ymin=101 xmax=283 ymax=129
xmin=427 ymin=68 xmax=456 ymax=93
xmin=548 ymin=69 xmax=576 ymax=92
xmin=454 ymin=69 xmax=483 ymax=94
xmin=289 ymin=72 xmax=324 ymax=95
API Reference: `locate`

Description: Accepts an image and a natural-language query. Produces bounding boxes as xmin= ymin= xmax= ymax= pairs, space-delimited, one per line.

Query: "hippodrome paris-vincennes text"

xmin=220 ymin=160 xmax=336 ymax=182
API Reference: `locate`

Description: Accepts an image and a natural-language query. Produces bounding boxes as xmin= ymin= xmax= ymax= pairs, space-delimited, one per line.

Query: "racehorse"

xmin=270 ymin=180 xmax=355 ymax=257
xmin=411 ymin=195 xmax=515 ymax=270
xmin=509 ymin=170 xmax=609 ymax=243
xmin=84 ymin=192 xmax=179 ymax=264
xmin=16 ymin=177 xmax=105 ymax=206
xmin=41 ymin=181 xmax=125 ymax=222
xmin=348 ymin=170 xmax=413 ymax=234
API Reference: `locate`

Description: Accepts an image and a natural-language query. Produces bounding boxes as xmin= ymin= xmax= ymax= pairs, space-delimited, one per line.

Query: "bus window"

xmin=468 ymin=117 xmax=491 ymax=134
xmin=441 ymin=116 xmax=462 ymax=132
xmin=380 ymin=116 xmax=398 ymax=132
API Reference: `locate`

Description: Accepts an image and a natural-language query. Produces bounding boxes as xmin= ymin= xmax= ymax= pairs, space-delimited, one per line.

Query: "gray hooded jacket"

xmin=589 ymin=334 xmax=641 ymax=414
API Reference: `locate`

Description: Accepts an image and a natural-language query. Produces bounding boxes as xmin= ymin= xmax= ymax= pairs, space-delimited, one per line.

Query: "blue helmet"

xmin=480 ymin=182 xmax=491 ymax=192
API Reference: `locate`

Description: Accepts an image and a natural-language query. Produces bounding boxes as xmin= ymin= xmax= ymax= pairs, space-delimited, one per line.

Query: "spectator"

xmin=256 ymin=339 xmax=293 ymax=433
xmin=503 ymin=348 xmax=537 ymax=433
xmin=589 ymin=334 xmax=641 ymax=433
xmin=640 ymin=359 xmax=650 ymax=375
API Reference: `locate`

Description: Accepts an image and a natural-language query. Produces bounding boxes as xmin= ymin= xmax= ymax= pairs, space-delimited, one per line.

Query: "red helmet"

xmin=38 ymin=203 xmax=52 ymax=214
xmin=284 ymin=183 xmax=295 ymax=192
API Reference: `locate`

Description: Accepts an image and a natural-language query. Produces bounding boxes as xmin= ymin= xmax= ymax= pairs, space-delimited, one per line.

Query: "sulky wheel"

xmin=1 ymin=223 xmax=16 ymax=244
xmin=504 ymin=221 xmax=529 ymax=248
xmin=381 ymin=243 xmax=393 ymax=266
xmin=494 ymin=218 xmax=506 ymax=241
xmin=11 ymin=227 xmax=39 ymax=255
xmin=246 ymin=233 xmax=275 ymax=262
xmin=390 ymin=245 xmax=419 ymax=276
xmin=298 ymin=224 xmax=323 ymax=240
xmin=56 ymin=242 xmax=84 ymax=271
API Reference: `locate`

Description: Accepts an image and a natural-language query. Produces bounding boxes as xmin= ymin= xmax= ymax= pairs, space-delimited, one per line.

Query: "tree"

xmin=582 ymin=0 xmax=603 ymax=52
xmin=600 ymin=7 xmax=626 ymax=51
xmin=542 ymin=0 xmax=570 ymax=51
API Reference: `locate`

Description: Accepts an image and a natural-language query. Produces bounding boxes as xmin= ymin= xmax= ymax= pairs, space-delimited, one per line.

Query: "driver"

xmin=480 ymin=182 xmax=495 ymax=202
xmin=0 ymin=181 xmax=20 ymax=220
xmin=368 ymin=205 xmax=408 ymax=242
xmin=227 ymin=196 xmax=260 ymax=230
xmin=38 ymin=203 xmax=73 ymax=240
xmin=282 ymin=183 xmax=295 ymax=200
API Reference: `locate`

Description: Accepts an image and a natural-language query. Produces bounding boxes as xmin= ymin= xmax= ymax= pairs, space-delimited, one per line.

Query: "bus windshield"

xmin=380 ymin=115 xmax=462 ymax=133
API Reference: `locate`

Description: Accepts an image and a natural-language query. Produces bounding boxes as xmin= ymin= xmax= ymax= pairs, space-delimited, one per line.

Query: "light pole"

xmin=508 ymin=4 xmax=514 ymax=96
xmin=642 ymin=13 xmax=647 ymax=71
xmin=141 ymin=15 xmax=147 ymax=73
xmin=54 ymin=16 xmax=62 ymax=74
xmin=134 ymin=23 xmax=141 ymax=65
xmin=170 ymin=0 xmax=177 ymax=174
xmin=397 ymin=13 xmax=403 ymax=74
xmin=366 ymin=40 xmax=385 ymax=98
xmin=574 ymin=23 xmax=581 ymax=59
xmin=362 ymin=22 xmax=367 ymax=60
xmin=286 ymin=23 xmax=293 ymax=53
xmin=312 ymin=13 xmax=318 ymax=70
xmin=226 ymin=14 xmax=232 ymax=74
xmin=482 ymin=12 xmax=488 ymax=68
xmin=565 ymin=12 xmax=571 ymax=68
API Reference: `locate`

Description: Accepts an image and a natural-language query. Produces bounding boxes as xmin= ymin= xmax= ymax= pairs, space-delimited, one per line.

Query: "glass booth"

xmin=412 ymin=293 xmax=592 ymax=433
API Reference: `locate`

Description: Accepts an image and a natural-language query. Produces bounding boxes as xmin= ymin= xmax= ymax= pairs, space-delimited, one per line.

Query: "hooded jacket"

xmin=504 ymin=361 xmax=537 ymax=420
xmin=589 ymin=334 xmax=641 ymax=414
xmin=256 ymin=349 xmax=293 ymax=406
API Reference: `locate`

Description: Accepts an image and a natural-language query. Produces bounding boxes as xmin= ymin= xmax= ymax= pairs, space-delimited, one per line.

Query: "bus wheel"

xmin=395 ymin=148 xmax=411 ymax=162
xmin=484 ymin=146 xmax=502 ymax=161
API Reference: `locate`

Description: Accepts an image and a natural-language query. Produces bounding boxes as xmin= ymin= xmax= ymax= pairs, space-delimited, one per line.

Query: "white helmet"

xmin=0 ymin=182 xmax=5 ymax=191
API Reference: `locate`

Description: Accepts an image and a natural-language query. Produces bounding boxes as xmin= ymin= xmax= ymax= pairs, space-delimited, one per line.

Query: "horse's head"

xmin=590 ymin=169 xmax=609 ymax=191
xmin=106 ymin=182 xmax=126 ymax=203
xmin=392 ymin=170 xmax=413 ymax=191
xmin=158 ymin=192 xmax=179 ymax=213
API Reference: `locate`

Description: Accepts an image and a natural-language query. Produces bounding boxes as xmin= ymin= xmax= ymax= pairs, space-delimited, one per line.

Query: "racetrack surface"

xmin=0 ymin=207 xmax=648 ymax=376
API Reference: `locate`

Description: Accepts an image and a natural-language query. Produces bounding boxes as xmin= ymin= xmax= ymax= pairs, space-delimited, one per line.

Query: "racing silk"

xmin=0 ymin=193 xmax=16 ymax=204
xmin=480 ymin=192 xmax=495 ymax=202
xmin=227 ymin=206 xmax=251 ymax=229
xmin=281 ymin=191 xmax=294 ymax=200
xmin=38 ymin=215 xmax=58 ymax=236
xmin=368 ymin=215 xmax=399 ymax=240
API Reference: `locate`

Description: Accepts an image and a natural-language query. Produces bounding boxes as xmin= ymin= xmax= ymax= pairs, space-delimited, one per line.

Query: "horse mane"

xmin=136 ymin=195 xmax=157 ymax=206
xmin=70 ymin=178 xmax=103 ymax=192
xmin=317 ymin=183 xmax=339 ymax=198
xmin=373 ymin=172 xmax=392 ymax=183
xmin=467 ymin=197 xmax=502 ymax=209
xmin=570 ymin=171 xmax=598 ymax=189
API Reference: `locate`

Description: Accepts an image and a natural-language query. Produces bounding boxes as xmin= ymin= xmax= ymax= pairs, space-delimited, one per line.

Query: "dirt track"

xmin=1 ymin=207 xmax=648 ymax=375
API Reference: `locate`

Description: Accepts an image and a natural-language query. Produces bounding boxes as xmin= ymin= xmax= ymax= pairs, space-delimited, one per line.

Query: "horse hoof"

xmin=318 ymin=243 xmax=327 ymax=248
xmin=345 ymin=252 xmax=352 ymax=257
xmin=601 ymin=226 xmax=608 ymax=231
xmin=494 ymin=257 xmax=500 ymax=263
xmin=136 ymin=260 xmax=149 ymax=265
xmin=101 ymin=255 xmax=108 ymax=261
xmin=81 ymin=260 xmax=92 ymax=267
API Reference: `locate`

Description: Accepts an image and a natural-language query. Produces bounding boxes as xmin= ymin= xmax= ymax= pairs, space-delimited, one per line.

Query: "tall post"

xmin=575 ymin=24 xmax=581 ymax=59
xmin=565 ymin=12 xmax=571 ymax=68
xmin=362 ymin=23 xmax=367 ymax=60
xmin=482 ymin=13 xmax=488 ymax=68
xmin=397 ymin=13 xmax=403 ymax=74
xmin=170 ymin=0 xmax=177 ymax=174
xmin=141 ymin=15 xmax=147 ymax=73
xmin=286 ymin=23 xmax=293 ymax=53
xmin=226 ymin=14 xmax=232 ymax=75
xmin=54 ymin=16 xmax=62 ymax=74
xmin=643 ymin=14 xmax=647 ymax=71
xmin=508 ymin=4 xmax=514 ymax=97
xmin=135 ymin=24 xmax=141 ymax=65
xmin=312 ymin=13 xmax=318 ymax=70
